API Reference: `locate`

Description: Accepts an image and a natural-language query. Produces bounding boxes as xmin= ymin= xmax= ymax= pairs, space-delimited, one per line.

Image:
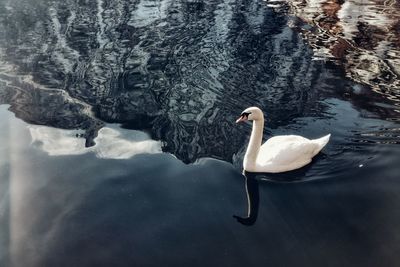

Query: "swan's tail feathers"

xmin=313 ymin=134 xmax=331 ymax=149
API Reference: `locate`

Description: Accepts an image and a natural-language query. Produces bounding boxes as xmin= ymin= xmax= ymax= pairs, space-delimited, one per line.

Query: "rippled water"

xmin=267 ymin=0 xmax=400 ymax=101
xmin=1 ymin=0 xmax=400 ymax=266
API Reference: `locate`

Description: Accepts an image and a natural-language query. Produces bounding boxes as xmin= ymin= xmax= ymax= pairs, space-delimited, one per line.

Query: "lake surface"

xmin=1 ymin=0 xmax=400 ymax=266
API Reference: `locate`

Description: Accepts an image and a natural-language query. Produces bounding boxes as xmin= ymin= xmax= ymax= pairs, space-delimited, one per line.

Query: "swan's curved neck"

xmin=244 ymin=118 xmax=264 ymax=170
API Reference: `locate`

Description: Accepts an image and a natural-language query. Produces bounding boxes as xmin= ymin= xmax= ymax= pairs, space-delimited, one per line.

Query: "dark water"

xmin=1 ymin=0 xmax=400 ymax=266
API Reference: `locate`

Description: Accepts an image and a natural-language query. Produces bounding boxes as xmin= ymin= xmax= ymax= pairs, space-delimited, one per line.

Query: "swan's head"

xmin=236 ymin=107 xmax=263 ymax=123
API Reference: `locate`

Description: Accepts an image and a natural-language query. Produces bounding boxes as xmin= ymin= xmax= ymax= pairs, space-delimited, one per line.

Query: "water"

xmin=1 ymin=0 xmax=400 ymax=266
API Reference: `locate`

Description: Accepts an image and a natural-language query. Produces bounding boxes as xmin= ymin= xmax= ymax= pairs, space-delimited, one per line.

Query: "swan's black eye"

xmin=241 ymin=112 xmax=251 ymax=118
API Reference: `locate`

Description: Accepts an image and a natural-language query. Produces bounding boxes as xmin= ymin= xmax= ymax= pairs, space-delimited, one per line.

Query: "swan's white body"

xmin=237 ymin=107 xmax=330 ymax=173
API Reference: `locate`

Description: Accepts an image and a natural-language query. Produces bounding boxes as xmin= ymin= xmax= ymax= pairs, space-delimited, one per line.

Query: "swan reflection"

xmin=234 ymin=163 xmax=315 ymax=226
xmin=233 ymin=172 xmax=259 ymax=226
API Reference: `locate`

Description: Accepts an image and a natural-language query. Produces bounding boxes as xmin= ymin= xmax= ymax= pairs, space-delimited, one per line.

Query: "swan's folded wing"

xmin=257 ymin=135 xmax=318 ymax=166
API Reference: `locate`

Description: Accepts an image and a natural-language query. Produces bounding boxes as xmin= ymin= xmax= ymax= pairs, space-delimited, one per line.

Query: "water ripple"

xmin=266 ymin=0 xmax=400 ymax=105
xmin=0 ymin=0 xmax=399 ymax=164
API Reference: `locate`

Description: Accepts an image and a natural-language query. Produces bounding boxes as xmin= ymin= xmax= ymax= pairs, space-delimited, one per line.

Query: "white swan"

xmin=236 ymin=107 xmax=330 ymax=173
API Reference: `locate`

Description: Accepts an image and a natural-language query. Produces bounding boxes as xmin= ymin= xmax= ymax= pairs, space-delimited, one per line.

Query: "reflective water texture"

xmin=267 ymin=0 xmax=400 ymax=101
xmin=1 ymin=0 xmax=400 ymax=266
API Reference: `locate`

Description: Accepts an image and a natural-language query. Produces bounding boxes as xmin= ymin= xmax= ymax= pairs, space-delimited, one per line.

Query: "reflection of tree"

xmin=0 ymin=0 xmax=340 ymax=163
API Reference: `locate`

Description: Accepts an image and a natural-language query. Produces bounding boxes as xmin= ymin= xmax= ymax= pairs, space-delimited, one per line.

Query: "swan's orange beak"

xmin=236 ymin=115 xmax=247 ymax=123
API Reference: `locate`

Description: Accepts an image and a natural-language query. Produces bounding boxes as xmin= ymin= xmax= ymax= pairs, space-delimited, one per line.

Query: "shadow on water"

xmin=233 ymin=160 xmax=317 ymax=226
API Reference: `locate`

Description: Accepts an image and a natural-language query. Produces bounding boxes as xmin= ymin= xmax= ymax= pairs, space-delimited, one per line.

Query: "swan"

xmin=236 ymin=107 xmax=330 ymax=173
